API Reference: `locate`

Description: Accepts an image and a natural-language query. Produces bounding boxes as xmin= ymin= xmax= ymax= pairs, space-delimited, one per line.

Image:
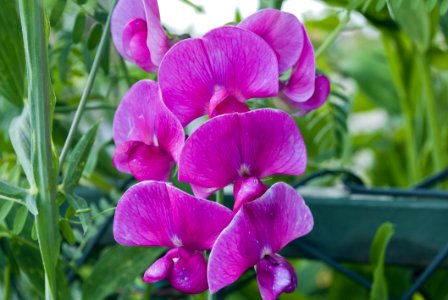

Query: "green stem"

xmin=0 ymin=195 xmax=27 ymax=207
xmin=416 ymin=54 xmax=444 ymax=172
xmin=18 ymin=0 xmax=58 ymax=298
xmin=216 ymin=189 xmax=224 ymax=205
xmin=3 ymin=262 xmax=11 ymax=300
xmin=58 ymin=2 xmax=115 ymax=169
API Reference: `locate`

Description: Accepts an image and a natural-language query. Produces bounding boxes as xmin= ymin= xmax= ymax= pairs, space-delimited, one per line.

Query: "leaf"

xmin=0 ymin=0 xmax=25 ymax=106
xmin=25 ymin=193 xmax=38 ymax=216
xmin=370 ymin=222 xmax=395 ymax=300
xmin=82 ymin=246 xmax=164 ymax=300
xmin=0 ymin=201 xmax=14 ymax=221
xmin=9 ymin=105 xmax=35 ymax=187
xmin=73 ymin=12 xmax=86 ymax=44
xmin=66 ymin=192 xmax=90 ymax=233
xmin=63 ymin=123 xmax=99 ymax=191
xmin=387 ymin=0 xmax=430 ymax=52
xmin=0 ymin=179 xmax=28 ymax=198
xmin=87 ymin=23 xmax=103 ymax=50
xmin=59 ymin=219 xmax=76 ymax=245
xmin=50 ymin=0 xmax=67 ymax=27
xmin=442 ymin=0 xmax=448 ymax=15
xmin=13 ymin=205 xmax=29 ymax=235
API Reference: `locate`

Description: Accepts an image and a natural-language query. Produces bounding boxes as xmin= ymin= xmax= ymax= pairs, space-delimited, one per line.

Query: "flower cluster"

xmin=111 ymin=1 xmax=329 ymax=299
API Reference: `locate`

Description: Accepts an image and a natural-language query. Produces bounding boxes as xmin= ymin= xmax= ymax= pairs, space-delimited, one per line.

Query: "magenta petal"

xmin=208 ymin=182 xmax=313 ymax=293
xmin=113 ymin=181 xmax=234 ymax=249
xmin=256 ymin=254 xmax=297 ymax=300
xmin=112 ymin=141 xmax=140 ymax=173
xmin=128 ymin=143 xmax=173 ymax=181
xmin=168 ymin=248 xmax=208 ymax=294
xmin=143 ymin=0 xmax=170 ymax=66
xmin=144 ymin=250 xmax=174 ymax=283
xmin=281 ymin=27 xmax=316 ymax=102
xmin=159 ymin=26 xmax=279 ymax=126
xmin=239 ymin=9 xmax=304 ymax=73
xmin=233 ymin=176 xmax=268 ymax=212
xmin=280 ymin=74 xmax=330 ymax=116
xmin=113 ymin=80 xmax=184 ymax=162
xmin=122 ymin=19 xmax=156 ymax=72
xmin=179 ymin=109 xmax=307 ymax=198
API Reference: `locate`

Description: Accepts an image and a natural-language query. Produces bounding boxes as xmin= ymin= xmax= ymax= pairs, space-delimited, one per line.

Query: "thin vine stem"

xmin=0 ymin=195 xmax=27 ymax=207
xmin=58 ymin=1 xmax=116 ymax=170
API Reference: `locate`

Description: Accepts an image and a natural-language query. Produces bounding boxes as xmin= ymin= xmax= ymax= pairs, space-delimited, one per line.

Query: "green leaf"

xmin=0 ymin=201 xmax=14 ymax=221
xmin=0 ymin=0 xmax=25 ymax=106
xmin=75 ymin=0 xmax=87 ymax=4
xmin=442 ymin=0 xmax=448 ymax=15
xmin=59 ymin=219 xmax=75 ymax=245
xmin=82 ymin=246 xmax=164 ymax=300
xmin=370 ymin=222 xmax=395 ymax=300
xmin=0 ymin=179 xmax=28 ymax=198
xmin=25 ymin=193 xmax=38 ymax=216
xmin=73 ymin=12 xmax=86 ymax=44
xmin=49 ymin=0 xmax=67 ymax=27
xmin=9 ymin=105 xmax=35 ymax=187
xmin=87 ymin=23 xmax=103 ymax=50
xmin=66 ymin=192 xmax=90 ymax=232
xmin=387 ymin=0 xmax=430 ymax=52
xmin=63 ymin=123 xmax=99 ymax=191
xmin=13 ymin=205 xmax=29 ymax=235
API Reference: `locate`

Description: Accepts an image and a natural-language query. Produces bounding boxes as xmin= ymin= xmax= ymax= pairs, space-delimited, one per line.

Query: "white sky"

xmin=158 ymin=0 xmax=326 ymax=36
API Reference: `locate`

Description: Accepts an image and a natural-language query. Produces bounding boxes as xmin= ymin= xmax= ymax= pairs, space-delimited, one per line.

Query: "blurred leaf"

xmin=0 ymin=179 xmax=28 ymax=198
xmin=59 ymin=219 xmax=76 ymax=245
xmin=75 ymin=0 xmax=88 ymax=6
xmin=387 ymin=0 xmax=430 ymax=52
xmin=25 ymin=194 xmax=38 ymax=216
xmin=13 ymin=205 xmax=28 ymax=235
xmin=442 ymin=0 xmax=448 ymax=15
xmin=63 ymin=123 xmax=99 ymax=191
xmin=73 ymin=12 xmax=86 ymax=44
xmin=9 ymin=105 xmax=35 ymax=187
xmin=82 ymin=246 xmax=164 ymax=300
xmin=66 ymin=192 xmax=90 ymax=232
xmin=50 ymin=0 xmax=67 ymax=27
xmin=0 ymin=0 xmax=25 ymax=106
xmin=87 ymin=23 xmax=103 ymax=50
xmin=0 ymin=201 xmax=14 ymax=221
xmin=370 ymin=222 xmax=395 ymax=300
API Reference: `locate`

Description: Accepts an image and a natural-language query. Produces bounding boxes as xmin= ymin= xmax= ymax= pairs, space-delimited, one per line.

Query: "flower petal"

xmin=128 ymin=143 xmax=173 ymax=181
xmin=112 ymin=140 xmax=141 ymax=173
xmin=281 ymin=27 xmax=315 ymax=102
xmin=239 ymin=9 xmax=304 ymax=73
xmin=113 ymin=181 xmax=234 ymax=249
xmin=143 ymin=0 xmax=170 ymax=66
xmin=159 ymin=26 xmax=279 ymax=126
xmin=178 ymin=109 xmax=307 ymax=198
xmin=113 ymin=80 xmax=184 ymax=161
xmin=279 ymin=74 xmax=330 ymax=116
xmin=208 ymin=182 xmax=313 ymax=293
xmin=122 ymin=18 xmax=156 ymax=72
xmin=233 ymin=176 xmax=268 ymax=212
xmin=256 ymin=254 xmax=297 ymax=300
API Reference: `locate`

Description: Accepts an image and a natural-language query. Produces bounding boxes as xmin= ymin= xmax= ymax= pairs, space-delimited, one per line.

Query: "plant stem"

xmin=3 ymin=263 xmax=11 ymax=300
xmin=416 ymin=54 xmax=444 ymax=172
xmin=59 ymin=2 xmax=115 ymax=170
xmin=18 ymin=0 xmax=59 ymax=298
xmin=216 ymin=189 xmax=224 ymax=205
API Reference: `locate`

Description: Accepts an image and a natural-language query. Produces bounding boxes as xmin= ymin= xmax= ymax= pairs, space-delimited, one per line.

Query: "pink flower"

xmin=111 ymin=0 xmax=169 ymax=71
xmin=178 ymin=108 xmax=307 ymax=211
xmin=158 ymin=26 xmax=279 ymax=126
xmin=239 ymin=9 xmax=330 ymax=115
xmin=113 ymin=181 xmax=234 ymax=294
xmin=208 ymin=182 xmax=314 ymax=299
xmin=112 ymin=80 xmax=184 ymax=181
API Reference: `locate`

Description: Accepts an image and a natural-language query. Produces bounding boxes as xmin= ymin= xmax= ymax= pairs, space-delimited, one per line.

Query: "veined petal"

xmin=279 ymin=74 xmax=330 ymax=116
xmin=112 ymin=80 xmax=184 ymax=162
xmin=159 ymin=26 xmax=279 ymax=126
xmin=208 ymin=182 xmax=313 ymax=293
xmin=256 ymin=254 xmax=297 ymax=300
xmin=127 ymin=143 xmax=173 ymax=181
xmin=143 ymin=0 xmax=170 ymax=66
xmin=178 ymin=109 xmax=306 ymax=198
xmin=113 ymin=181 xmax=234 ymax=249
xmin=239 ymin=9 xmax=304 ymax=73
xmin=281 ymin=27 xmax=315 ymax=103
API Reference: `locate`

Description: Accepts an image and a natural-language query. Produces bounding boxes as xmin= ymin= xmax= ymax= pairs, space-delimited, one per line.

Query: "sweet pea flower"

xmin=112 ymin=80 xmax=184 ymax=181
xmin=239 ymin=9 xmax=330 ymax=115
xmin=114 ymin=181 xmax=234 ymax=293
xmin=111 ymin=0 xmax=169 ymax=71
xmin=208 ymin=182 xmax=314 ymax=299
xmin=178 ymin=109 xmax=306 ymax=211
xmin=158 ymin=26 xmax=279 ymax=126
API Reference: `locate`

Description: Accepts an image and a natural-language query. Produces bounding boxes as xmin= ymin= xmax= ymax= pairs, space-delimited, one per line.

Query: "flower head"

xmin=208 ymin=182 xmax=314 ymax=299
xmin=113 ymin=181 xmax=234 ymax=293
xmin=178 ymin=108 xmax=306 ymax=210
xmin=111 ymin=0 xmax=169 ymax=71
xmin=158 ymin=26 xmax=279 ymax=126
xmin=112 ymin=80 xmax=184 ymax=181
